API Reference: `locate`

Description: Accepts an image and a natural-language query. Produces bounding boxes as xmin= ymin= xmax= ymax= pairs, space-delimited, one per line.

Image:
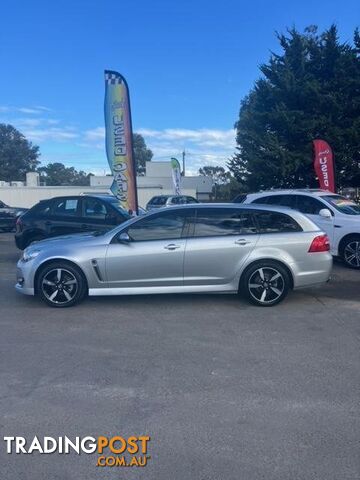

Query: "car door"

xmin=183 ymin=207 xmax=259 ymax=286
xmin=46 ymin=197 xmax=83 ymax=237
xmin=105 ymin=209 xmax=192 ymax=288
xmin=295 ymin=195 xmax=334 ymax=245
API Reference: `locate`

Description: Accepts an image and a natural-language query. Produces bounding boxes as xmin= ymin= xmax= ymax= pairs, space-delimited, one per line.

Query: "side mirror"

xmin=319 ymin=208 xmax=332 ymax=219
xmin=118 ymin=232 xmax=131 ymax=243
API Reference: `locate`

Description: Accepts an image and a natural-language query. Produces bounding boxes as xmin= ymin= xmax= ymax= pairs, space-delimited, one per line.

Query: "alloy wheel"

xmin=41 ymin=268 xmax=78 ymax=305
xmin=344 ymin=241 xmax=360 ymax=268
xmin=248 ymin=267 xmax=285 ymax=305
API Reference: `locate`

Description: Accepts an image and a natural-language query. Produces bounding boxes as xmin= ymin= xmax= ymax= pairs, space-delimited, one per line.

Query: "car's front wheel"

xmin=37 ymin=262 xmax=87 ymax=307
xmin=340 ymin=235 xmax=360 ymax=269
xmin=241 ymin=261 xmax=291 ymax=307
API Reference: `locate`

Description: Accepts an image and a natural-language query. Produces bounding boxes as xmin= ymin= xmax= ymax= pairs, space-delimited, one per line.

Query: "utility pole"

xmin=182 ymin=150 xmax=186 ymax=176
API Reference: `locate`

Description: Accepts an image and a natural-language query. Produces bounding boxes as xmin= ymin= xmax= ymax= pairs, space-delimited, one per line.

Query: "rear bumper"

xmin=292 ymin=253 xmax=333 ymax=289
xmin=14 ymin=234 xmax=26 ymax=250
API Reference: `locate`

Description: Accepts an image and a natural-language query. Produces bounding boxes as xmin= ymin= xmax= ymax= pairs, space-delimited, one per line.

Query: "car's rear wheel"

xmin=340 ymin=236 xmax=360 ymax=269
xmin=37 ymin=262 xmax=87 ymax=307
xmin=241 ymin=261 xmax=290 ymax=307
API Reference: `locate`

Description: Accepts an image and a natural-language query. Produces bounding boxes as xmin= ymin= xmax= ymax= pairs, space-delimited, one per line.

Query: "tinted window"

xmin=127 ymin=210 xmax=187 ymax=241
xmin=194 ymin=208 xmax=257 ymax=237
xmin=32 ymin=201 xmax=51 ymax=216
xmin=170 ymin=196 xmax=185 ymax=205
xmin=52 ymin=198 xmax=79 ymax=217
xmin=296 ymin=195 xmax=323 ymax=215
xmin=0 ymin=201 xmax=6 ymax=208
xmin=186 ymin=196 xmax=198 ymax=204
xmin=149 ymin=196 xmax=168 ymax=206
xmin=233 ymin=194 xmax=247 ymax=203
xmin=263 ymin=195 xmax=296 ymax=208
xmin=83 ymin=198 xmax=108 ymax=219
xmin=255 ymin=211 xmax=302 ymax=233
xmin=252 ymin=196 xmax=270 ymax=204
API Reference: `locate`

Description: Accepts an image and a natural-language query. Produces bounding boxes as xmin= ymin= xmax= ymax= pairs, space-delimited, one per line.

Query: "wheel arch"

xmin=34 ymin=258 xmax=89 ymax=295
xmin=239 ymin=258 xmax=294 ymax=292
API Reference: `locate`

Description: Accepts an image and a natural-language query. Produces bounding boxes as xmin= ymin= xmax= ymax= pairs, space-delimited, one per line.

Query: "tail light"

xmin=308 ymin=234 xmax=330 ymax=253
xmin=16 ymin=216 xmax=23 ymax=231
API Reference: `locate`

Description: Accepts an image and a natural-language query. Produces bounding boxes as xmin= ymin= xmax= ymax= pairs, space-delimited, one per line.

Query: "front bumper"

xmin=15 ymin=264 xmax=35 ymax=296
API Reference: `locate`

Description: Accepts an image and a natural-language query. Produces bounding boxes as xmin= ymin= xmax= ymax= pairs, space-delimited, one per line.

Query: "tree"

xmin=38 ymin=163 xmax=92 ymax=186
xmin=229 ymin=25 xmax=360 ymax=190
xmin=199 ymin=165 xmax=231 ymax=185
xmin=0 ymin=124 xmax=40 ymax=181
xmin=198 ymin=165 xmax=245 ymax=200
xmin=133 ymin=133 xmax=153 ymax=175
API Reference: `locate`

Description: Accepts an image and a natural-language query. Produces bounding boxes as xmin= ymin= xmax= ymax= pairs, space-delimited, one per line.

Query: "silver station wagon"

xmin=16 ymin=204 xmax=332 ymax=308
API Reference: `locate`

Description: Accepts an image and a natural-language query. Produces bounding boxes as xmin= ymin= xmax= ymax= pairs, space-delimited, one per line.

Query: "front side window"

xmin=83 ymin=198 xmax=108 ymax=219
xmin=52 ymin=198 xmax=79 ymax=217
xmin=322 ymin=195 xmax=360 ymax=215
xmin=127 ymin=210 xmax=188 ymax=241
xmin=186 ymin=196 xmax=198 ymax=204
xmin=255 ymin=211 xmax=302 ymax=233
xmin=193 ymin=208 xmax=257 ymax=237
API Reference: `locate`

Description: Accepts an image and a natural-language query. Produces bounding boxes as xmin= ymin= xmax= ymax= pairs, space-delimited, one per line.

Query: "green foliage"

xmin=133 ymin=133 xmax=153 ymax=176
xmin=38 ymin=163 xmax=92 ymax=186
xmin=199 ymin=165 xmax=247 ymax=200
xmin=229 ymin=25 xmax=360 ymax=190
xmin=0 ymin=124 xmax=40 ymax=181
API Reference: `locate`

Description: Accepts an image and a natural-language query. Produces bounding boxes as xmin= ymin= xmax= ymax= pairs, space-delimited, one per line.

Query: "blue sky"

xmin=0 ymin=0 xmax=358 ymax=175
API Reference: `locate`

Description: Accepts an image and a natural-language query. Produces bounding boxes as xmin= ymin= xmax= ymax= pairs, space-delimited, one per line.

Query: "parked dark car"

xmin=0 ymin=200 xmax=27 ymax=232
xmin=15 ymin=195 xmax=131 ymax=249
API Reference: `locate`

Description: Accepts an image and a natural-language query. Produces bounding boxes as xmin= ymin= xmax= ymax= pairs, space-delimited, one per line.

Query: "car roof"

xmin=150 ymin=202 xmax=297 ymax=214
xmin=246 ymin=189 xmax=332 ymax=197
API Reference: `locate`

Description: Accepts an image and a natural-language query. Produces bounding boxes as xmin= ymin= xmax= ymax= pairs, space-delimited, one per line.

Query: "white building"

xmin=0 ymin=162 xmax=213 ymax=208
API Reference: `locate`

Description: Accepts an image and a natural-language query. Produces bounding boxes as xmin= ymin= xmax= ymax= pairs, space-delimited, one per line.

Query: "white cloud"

xmin=84 ymin=127 xmax=105 ymax=141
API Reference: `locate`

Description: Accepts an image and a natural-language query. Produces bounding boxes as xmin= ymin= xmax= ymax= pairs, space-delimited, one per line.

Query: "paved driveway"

xmin=0 ymin=233 xmax=359 ymax=480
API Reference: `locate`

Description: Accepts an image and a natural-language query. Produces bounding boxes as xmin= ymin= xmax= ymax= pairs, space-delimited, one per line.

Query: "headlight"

xmin=22 ymin=249 xmax=41 ymax=262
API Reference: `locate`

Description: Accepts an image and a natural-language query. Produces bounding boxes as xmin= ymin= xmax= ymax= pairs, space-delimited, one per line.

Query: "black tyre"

xmin=37 ymin=262 xmax=87 ymax=307
xmin=240 ymin=261 xmax=291 ymax=307
xmin=340 ymin=235 xmax=360 ymax=269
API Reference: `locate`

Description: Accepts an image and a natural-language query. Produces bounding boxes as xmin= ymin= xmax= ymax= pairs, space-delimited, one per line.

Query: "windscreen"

xmin=322 ymin=195 xmax=360 ymax=215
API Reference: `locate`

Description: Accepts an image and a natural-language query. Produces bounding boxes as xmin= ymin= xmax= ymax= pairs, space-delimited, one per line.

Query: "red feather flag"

xmin=313 ymin=139 xmax=335 ymax=193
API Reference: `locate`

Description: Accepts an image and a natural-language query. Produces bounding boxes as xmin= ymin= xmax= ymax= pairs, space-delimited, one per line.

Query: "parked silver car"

xmin=15 ymin=204 xmax=332 ymax=308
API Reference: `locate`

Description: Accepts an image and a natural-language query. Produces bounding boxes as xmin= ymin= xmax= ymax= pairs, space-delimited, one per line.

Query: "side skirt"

xmin=88 ymin=285 xmax=237 ymax=296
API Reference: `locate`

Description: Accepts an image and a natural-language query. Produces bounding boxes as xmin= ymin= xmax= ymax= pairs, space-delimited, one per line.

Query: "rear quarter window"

xmin=255 ymin=211 xmax=302 ymax=233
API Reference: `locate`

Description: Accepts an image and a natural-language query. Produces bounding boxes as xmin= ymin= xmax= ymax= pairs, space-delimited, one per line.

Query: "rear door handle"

xmin=235 ymin=239 xmax=251 ymax=245
xmin=164 ymin=244 xmax=181 ymax=250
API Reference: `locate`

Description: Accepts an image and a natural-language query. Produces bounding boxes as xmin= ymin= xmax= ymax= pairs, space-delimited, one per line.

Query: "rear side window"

xmin=52 ymin=198 xmax=79 ymax=217
xmin=261 ymin=195 xmax=296 ymax=208
xmin=252 ymin=196 xmax=270 ymax=204
xmin=149 ymin=196 xmax=168 ymax=206
xmin=31 ymin=201 xmax=52 ymax=216
xmin=296 ymin=195 xmax=323 ymax=215
xmin=194 ymin=208 xmax=257 ymax=237
xmin=255 ymin=211 xmax=302 ymax=233
xmin=170 ymin=196 xmax=185 ymax=205
xmin=233 ymin=194 xmax=247 ymax=203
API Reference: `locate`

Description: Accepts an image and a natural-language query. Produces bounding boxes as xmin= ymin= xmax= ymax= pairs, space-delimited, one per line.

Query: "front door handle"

xmin=164 ymin=244 xmax=180 ymax=250
xmin=235 ymin=239 xmax=251 ymax=246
